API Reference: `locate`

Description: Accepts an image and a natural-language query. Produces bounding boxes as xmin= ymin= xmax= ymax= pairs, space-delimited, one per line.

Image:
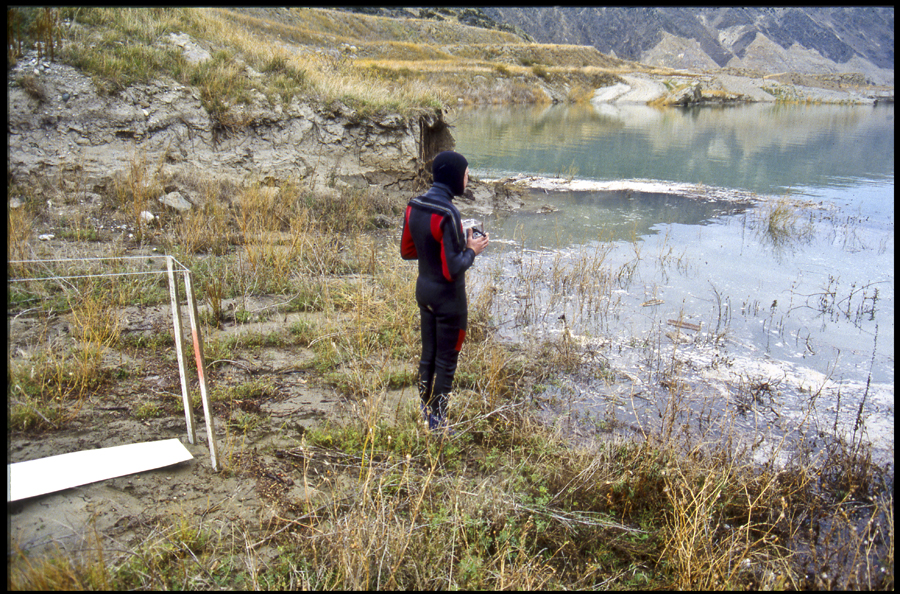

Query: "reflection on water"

xmin=453 ymin=103 xmax=894 ymax=460
xmin=453 ymin=102 xmax=895 ymax=195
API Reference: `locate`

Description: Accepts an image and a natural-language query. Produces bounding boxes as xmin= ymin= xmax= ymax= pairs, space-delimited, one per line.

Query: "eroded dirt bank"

xmin=7 ymin=53 xmax=451 ymax=199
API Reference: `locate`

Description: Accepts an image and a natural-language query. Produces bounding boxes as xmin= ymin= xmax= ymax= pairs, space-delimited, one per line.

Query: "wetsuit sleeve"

xmin=400 ymin=204 xmax=417 ymax=260
xmin=440 ymin=215 xmax=475 ymax=281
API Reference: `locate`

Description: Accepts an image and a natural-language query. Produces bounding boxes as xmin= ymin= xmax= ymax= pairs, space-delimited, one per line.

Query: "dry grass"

xmin=10 ymin=376 xmax=893 ymax=588
xmin=27 ymin=7 xmax=644 ymax=118
xmin=8 ymin=206 xmax=35 ymax=266
xmin=754 ymin=197 xmax=816 ymax=254
xmin=68 ymin=281 xmax=122 ymax=349
xmin=8 ymin=292 xmax=111 ymax=432
xmin=166 ymin=198 xmax=235 ymax=258
xmin=111 ymin=152 xmax=164 ymax=241
xmin=7 ymin=9 xmax=894 ymax=590
xmin=661 ymin=446 xmax=793 ymax=589
xmin=9 ymin=539 xmax=111 ymax=590
xmin=8 ymin=174 xmax=894 ymax=587
xmin=175 ymin=8 xmax=461 ymax=113
xmin=221 ymin=7 xmax=523 ymax=47
xmin=17 ymin=73 xmax=47 ymax=101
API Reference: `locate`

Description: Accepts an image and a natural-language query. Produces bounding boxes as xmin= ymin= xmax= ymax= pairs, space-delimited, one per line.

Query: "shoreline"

xmin=590 ymin=70 xmax=894 ymax=107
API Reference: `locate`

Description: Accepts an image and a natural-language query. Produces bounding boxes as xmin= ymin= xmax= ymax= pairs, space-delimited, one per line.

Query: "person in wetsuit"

xmin=400 ymin=151 xmax=489 ymax=432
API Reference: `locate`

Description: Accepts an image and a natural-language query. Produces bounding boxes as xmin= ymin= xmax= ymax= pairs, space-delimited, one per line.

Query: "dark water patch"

xmin=482 ymin=187 xmax=753 ymax=250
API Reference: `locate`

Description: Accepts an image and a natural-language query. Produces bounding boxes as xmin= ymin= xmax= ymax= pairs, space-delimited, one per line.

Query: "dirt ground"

xmin=5 ymin=174 xmax=515 ymax=571
xmin=7 ymin=291 xmax=413 ymax=567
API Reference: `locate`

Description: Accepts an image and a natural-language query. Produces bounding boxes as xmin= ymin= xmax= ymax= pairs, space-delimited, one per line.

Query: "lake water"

xmin=452 ymin=102 xmax=894 ymax=462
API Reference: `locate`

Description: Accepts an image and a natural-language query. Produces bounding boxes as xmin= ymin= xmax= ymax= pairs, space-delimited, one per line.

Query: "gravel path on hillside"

xmin=592 ymin=74 xmax=667 ymax=103
xmin=592 ymin=70 xmax=889 ymax=105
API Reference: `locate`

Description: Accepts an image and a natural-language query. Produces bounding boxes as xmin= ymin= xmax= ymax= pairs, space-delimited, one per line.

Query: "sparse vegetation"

xmin=6 ymin=6 xmax=893 ymax=592
xmin=531 ymin=63 xmax=550 ymax=80
xmin=17 ymin=73 xmax=46 ymax=101
xmin=8 ymin=7 xmax=637 ymax=114
xmin=753 ymin=197 xmax=816 ymax=255
xmin=8 ymin=152 xmax=893 ymax=590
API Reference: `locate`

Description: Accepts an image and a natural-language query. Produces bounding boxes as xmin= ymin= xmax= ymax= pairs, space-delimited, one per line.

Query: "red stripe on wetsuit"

xmin=455 ymin=329 xmax=466 ymax=351
xmin=400 ymin=205 xmax=417 ymax=259
xmin=430 ymin=213 xmax=453 ymax=282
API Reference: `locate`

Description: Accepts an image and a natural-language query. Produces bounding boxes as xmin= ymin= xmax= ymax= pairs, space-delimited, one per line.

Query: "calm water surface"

xmin=452 ymin=102 xmax=894 ymax=459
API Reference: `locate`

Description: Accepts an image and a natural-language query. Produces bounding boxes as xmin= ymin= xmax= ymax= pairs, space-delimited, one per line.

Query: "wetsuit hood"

xmin=432 ymin=151 xmax=468 ymax=196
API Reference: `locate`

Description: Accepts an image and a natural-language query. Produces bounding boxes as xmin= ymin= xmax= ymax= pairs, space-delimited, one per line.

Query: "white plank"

xmin=7 ymin=438 xmax=193 ymax=502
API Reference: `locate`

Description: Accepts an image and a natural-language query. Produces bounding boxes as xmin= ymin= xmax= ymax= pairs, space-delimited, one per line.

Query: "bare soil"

xmin=7 ymin=288 xmax=412 ymax=565
xmin=6 ymin=170 xmax=513 ymax=571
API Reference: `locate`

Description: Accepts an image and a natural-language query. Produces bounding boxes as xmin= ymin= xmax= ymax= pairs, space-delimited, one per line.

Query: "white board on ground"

xmin=7 ymin=438 xmax=194 ymax=502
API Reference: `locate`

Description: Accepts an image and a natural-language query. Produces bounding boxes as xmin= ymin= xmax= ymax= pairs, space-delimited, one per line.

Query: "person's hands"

xmin=466 ymin=228 xmax=489 ymax=255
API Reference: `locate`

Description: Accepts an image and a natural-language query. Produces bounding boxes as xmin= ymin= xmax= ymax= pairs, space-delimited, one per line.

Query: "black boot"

xmin=418 ymin=373 xmax=434 ymax=426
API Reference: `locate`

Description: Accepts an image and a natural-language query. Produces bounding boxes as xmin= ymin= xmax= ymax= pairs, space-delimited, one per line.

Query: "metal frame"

xmin=10 ymin=255 xmax=220 ymax=471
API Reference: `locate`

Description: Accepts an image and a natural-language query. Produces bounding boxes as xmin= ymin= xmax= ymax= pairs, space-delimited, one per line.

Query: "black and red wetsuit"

xmin=400 ymin=182 xmax=476 ymax=423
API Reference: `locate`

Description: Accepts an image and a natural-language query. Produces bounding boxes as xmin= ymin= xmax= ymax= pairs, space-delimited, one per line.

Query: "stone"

xmin=168 ymin=32 xmax=211 ymax=65
xmin=159 ymin=191 xmax=193 ymax=212
xmin=371 ymin=214 xmax=394 ymax=229
xmin=669 ymin=82 xmax=703 ymax=105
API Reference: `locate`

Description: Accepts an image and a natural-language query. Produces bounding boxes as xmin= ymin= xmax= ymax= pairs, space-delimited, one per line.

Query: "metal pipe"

xmin=167 ymin=256 xmax=196 ymax=445
xmin=183 ymin=270 xmax=220 ymax=472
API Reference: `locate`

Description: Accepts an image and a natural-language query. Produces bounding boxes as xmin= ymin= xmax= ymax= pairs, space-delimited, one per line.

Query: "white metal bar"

xmin=167 ymin=256 xmax=197 ymax=445
xmin=183 ymin=270 xmax=220 ymax=472
xmin=8 ymin=256 xmax=218 ymax=470
xmin=8 ymin=256 xmax=192 ymax=283
xmin=9 ymin=255 xmax=190 ymax=267
xmin=8 ymin=270 xmax=166 ymax=282
xmin=8 ymin=439 xmax=193 ymax=502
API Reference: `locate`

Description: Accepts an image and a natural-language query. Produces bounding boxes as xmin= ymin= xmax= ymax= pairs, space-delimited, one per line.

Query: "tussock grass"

xmin=223 ymin=7 xmax=523 ymax=47
xmin=17 ymin=73 xmax=47 ymax=101
xmin=359 ymin=56 xmax=625 ymax=105
xmin=41 ymin=7 xmax=449 ymax=116
xmin=8 ymin=206 xmax=35 ymax=266
xmin=8 ymin=340 xmax=106 ymax=432
xmin=166 ymin=198 xmax=236 ymax=258
xmin=8 ymin=539 xmax=112 ymax=590
xmin=112 ymin=152 xmax=164 ymax=241
xmin=754 ymin=197 xmax=816 ymax=255
xmin=129 ymin=363 xmax=884 ymax=590
xmin=7 ymin=154 xmax=415 ymax=422
xmin=7 ymin=263 xmax=181 ymax=432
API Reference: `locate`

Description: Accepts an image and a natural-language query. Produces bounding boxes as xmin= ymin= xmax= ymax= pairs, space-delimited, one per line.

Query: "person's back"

xmin=401 ymin=183 xmax=473 ymax=285
xmin=400 ymin=151 xmax=489 ymax=432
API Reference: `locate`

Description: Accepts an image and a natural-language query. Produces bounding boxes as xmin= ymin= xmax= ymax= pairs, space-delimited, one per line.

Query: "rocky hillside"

xmin=6 ymin=8 xmax=473 ymax=197
xmin=3 ymin=7 xmax=633 ymax=197
xmin=481 ymin=7 xmax=894 ymax=85
xmin=6 ymin=7 xmax=893 ymax=202
xmin=7 ymin=55 xmax=452 ymax=196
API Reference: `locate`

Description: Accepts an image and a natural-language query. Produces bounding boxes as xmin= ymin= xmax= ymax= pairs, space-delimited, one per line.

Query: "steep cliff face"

xmin=7 ymin=54 xmax=453 ymax=195
xmin=483 ymin=7 xmax=894 ymax=85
